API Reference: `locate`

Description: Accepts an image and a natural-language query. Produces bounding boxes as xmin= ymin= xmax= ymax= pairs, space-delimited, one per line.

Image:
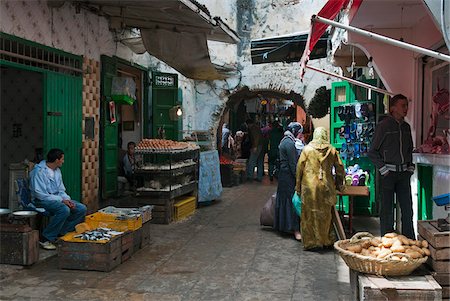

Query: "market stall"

xmin=133 ymin=139 xmax=200 ymax=224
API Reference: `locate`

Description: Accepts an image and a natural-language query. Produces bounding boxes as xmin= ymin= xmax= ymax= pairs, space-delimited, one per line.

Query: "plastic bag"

xmin=260 ymin=193 xmax=276 ymax=226
xmin=292 ymin=191 xmax=302 ymax=216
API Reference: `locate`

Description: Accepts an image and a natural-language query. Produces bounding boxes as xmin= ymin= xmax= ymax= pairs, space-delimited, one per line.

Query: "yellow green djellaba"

xmin=296 ymin=127 xmax=346 ymax=250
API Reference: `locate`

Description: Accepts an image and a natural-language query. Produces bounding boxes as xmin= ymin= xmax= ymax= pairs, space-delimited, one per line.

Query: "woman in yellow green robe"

xmin=296 ymin=127 xmax=345 ymax=250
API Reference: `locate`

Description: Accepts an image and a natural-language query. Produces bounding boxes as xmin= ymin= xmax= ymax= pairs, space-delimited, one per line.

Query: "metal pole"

xmin=313 ymin=15 xmax=450 ymax=63
xmin=305 ymin=65 xmax=395 ymax=96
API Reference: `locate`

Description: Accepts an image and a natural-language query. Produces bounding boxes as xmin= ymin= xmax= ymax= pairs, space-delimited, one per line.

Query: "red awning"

xmin=300 ymin=0 xmax=362 ymax=79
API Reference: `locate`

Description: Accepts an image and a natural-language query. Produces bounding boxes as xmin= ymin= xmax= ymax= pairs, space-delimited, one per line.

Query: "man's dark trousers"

xmin=380 ymin=171 xmax=415 ymax=239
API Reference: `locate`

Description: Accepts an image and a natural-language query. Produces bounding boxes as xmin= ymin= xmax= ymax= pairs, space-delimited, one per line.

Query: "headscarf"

xmin=310 ymin=127 xmax=330 ymax=149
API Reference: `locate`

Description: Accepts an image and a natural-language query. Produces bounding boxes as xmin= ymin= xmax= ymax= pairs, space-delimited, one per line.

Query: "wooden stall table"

xmin=337 ymin=186 xmax=370 ymax=234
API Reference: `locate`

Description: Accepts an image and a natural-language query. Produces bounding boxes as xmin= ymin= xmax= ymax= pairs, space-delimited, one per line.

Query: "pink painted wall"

xmin=348 ymin=11 xmax=442 ymax=99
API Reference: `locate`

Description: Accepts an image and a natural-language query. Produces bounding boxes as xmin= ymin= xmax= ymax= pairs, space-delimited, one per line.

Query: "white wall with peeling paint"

xmin=194 ymin=0 xmax=338 ymax=134
xmin=1 ymin=0 xmax=339 ymax=141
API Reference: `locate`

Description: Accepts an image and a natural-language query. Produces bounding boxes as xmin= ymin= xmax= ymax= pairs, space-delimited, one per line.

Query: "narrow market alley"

xmin=0 ymin=181 xmax=351 ymax=301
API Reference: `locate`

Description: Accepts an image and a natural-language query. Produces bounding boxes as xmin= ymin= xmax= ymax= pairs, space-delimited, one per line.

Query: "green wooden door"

xmin=152 ymin=72 xmax=179 ymax=140
xmin=100 ymin=55 xmax=118 ymax=198
xmin=44 ymin=72 xmax=82 ymax=202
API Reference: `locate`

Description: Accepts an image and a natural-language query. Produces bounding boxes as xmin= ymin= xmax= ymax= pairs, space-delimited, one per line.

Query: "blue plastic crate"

xmin=432 ymin=193 xmax=450 ymax=206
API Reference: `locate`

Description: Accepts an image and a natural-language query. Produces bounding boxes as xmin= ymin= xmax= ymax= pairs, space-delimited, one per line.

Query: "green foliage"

xmin=307 ymin=86 xmax=331 ymax=118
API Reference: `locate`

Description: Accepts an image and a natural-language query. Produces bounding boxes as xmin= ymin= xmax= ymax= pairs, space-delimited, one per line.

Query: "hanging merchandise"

xmin=330 ymin=81 xmax=380 ymax=216
xmin=111 ymin=76 xmax=136 ymax=105
xmin=109 ymin=101 xmax=116 ymax=123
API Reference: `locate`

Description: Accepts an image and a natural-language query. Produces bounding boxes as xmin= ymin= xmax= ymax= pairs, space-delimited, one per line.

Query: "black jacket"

xmin=368 ymin=115 xmax=414 ymax=176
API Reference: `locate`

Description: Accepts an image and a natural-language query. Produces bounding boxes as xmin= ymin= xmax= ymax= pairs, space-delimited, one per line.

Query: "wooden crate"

xmin=418 ymin=220 xmax=450 ymax=292
xmin=0 ymin=230 xmax=39 ymax=266
xmin=141 ymin=220 xmax=151 ymax=247
xmin=418 ymin=220 xmax=450 ymax=249
xmin=220 ymin=164 xmax=234 ymax=187
xmin=174 ymin=195 xmax=196 ymax=221
xmin=358 ymin=274 xmax=442 ymax=300
xmin=133 ymin=227 xmax=142 ymax=252
xmin=147 ymin=199 xmax=174 ymax=224
xmin=58 ymin=236 xmax=121 ymax=272
xmin=121 ymin=231 xmax=134 ymax=263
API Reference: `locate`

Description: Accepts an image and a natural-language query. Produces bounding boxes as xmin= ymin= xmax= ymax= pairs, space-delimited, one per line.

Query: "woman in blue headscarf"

xmin=273 ymin=122 xmax=303 ymax=240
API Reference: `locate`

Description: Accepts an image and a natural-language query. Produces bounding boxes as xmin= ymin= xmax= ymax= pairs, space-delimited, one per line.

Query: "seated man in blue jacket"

xmin=29 ymin=148 xmax=87 ymax=250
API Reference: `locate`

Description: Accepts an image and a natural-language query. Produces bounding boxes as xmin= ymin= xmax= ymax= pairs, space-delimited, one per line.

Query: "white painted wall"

xmin=0 ymin=0 xmax=148 ymax=65
xmin=195 ymin=0 xmax=337 ymax=134
xmin=1 ymin=0 xmax=338 ymax=140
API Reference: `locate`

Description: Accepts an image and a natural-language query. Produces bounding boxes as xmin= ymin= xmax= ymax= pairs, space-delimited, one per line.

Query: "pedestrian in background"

xmin=221 ymin=123 xmax=231 ymax=155
xmin=246 ymin=119 xmax=264 ymax=182
xmin=296 ymin=127 xmax=345 ymax=250
xmin=268 ymin=121 xmax=283 ymax=181
xmin=368 ymin=94 xmax=415 ymax=239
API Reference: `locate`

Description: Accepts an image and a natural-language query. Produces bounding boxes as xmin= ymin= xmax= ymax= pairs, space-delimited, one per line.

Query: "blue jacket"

xmin=29 ymin=160 xmax=70 ymax=202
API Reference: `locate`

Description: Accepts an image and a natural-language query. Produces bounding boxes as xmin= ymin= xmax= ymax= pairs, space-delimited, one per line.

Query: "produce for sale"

xmin=219 ymin=156 xmax=234 ymax=165
xmin=136 ymin=139 xmax=190 ymax=151
xmin=344 ymin=232 xmax=430 ymax=260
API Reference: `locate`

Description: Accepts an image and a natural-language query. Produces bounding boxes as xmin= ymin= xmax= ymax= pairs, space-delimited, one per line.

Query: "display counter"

xmin=413 ymin=153 xmax=450 ymax=167
xmin=413 ymin=153 xmax=450 ymax=223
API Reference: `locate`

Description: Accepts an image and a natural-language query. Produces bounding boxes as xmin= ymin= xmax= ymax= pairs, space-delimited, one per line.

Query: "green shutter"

xmin=100 ymin=55 xmax=118 ymax=198
xmin=44 ymin=72 xmax=82 ymax=202
xmin=152 ymin=72 xmax=179 ymax=141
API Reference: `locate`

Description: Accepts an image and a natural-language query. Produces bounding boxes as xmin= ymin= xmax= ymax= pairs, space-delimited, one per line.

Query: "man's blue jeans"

xmin=33 ymin=199 xmax=87 ymax=242
xmin=247 ymin=145 xmax=264 ymax=181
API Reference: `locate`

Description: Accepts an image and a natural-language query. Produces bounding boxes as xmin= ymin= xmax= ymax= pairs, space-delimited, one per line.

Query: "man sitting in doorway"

xmin=29 ymin=148 xmax=87 ymax=250
xmin=123 ymin=141 xmax=137 ymax=187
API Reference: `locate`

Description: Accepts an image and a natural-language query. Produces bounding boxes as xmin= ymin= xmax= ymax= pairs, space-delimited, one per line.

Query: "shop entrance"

xmin=0 ymin=33 xmax=83 ymax=208
xmin=0 ymin=67 xmax=44 ymax=208
xmin=100 ymin=55 xmax=149 ymax=199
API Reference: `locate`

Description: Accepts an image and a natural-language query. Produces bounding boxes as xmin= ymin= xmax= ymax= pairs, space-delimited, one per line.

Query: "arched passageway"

xmin=215 ymin=86 xmax=314 ymax=155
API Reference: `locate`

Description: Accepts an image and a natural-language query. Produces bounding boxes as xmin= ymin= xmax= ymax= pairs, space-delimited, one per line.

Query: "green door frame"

xmin=100 ymin=55 xmax=119 ymax=199
xmin=100 ymin=56 xmax=151 ymax=198
xmin=1 ymin=33 xmax=83 ymax=201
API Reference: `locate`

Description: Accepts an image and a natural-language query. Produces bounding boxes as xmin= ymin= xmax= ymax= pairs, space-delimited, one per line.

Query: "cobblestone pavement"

xmin=0 ymin=179 xmax=352 ymax=301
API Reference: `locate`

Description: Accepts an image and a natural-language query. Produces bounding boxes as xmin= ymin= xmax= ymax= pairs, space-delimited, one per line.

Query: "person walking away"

xmin=368 ymin=94 xmax=415 ymax=239
xmin=221 ymin=123 xmax=231 ymax=155
xmin=273 ymin=122 xmax=303 ymax=240
xmin=261 ymin=122 xmax=271 ymax=175
xmin=29 ymin=148 xmax=87 ymax=250
xmin=296 ymin=127 xmax=345 ymax=250
xmin=246 ymin=119 xmax=264 ymax=182
xmin=268 ymin=121 xmax=283 ymax=181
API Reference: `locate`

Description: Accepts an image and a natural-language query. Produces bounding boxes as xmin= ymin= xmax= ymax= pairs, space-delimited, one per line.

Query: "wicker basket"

xmin=334 ymin=232 xmax=428 ymax=276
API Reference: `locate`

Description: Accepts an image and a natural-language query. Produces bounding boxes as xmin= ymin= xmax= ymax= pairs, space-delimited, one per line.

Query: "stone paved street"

xmin=0 ymin=180 xmax=352 ymax=301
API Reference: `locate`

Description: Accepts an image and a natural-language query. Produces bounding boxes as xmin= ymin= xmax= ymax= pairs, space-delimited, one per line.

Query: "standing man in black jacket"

xmin=368 ymin=94 xmax=415 ymax=239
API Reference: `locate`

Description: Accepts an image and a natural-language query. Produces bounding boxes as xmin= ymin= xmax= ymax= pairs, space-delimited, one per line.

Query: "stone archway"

xmin=214 ymin=86 xmax=314 ymax=152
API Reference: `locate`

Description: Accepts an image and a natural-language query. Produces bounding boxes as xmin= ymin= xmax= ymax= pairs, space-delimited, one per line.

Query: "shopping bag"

xmin=260 ymin=193 xmax=276 ymax=226
xmin=292 ymin=192 xmax=302 ymax=216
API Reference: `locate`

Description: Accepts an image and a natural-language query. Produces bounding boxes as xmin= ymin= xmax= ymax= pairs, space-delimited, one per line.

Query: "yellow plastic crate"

xmin=85 ymin=212 xmax=142 ymax=231
xmin=174 ymin=195 xmax=196 ymax=221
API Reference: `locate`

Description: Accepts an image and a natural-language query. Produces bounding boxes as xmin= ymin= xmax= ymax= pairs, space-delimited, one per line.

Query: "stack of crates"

xmin=174 ymin=195 xmax=196 ymax=221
